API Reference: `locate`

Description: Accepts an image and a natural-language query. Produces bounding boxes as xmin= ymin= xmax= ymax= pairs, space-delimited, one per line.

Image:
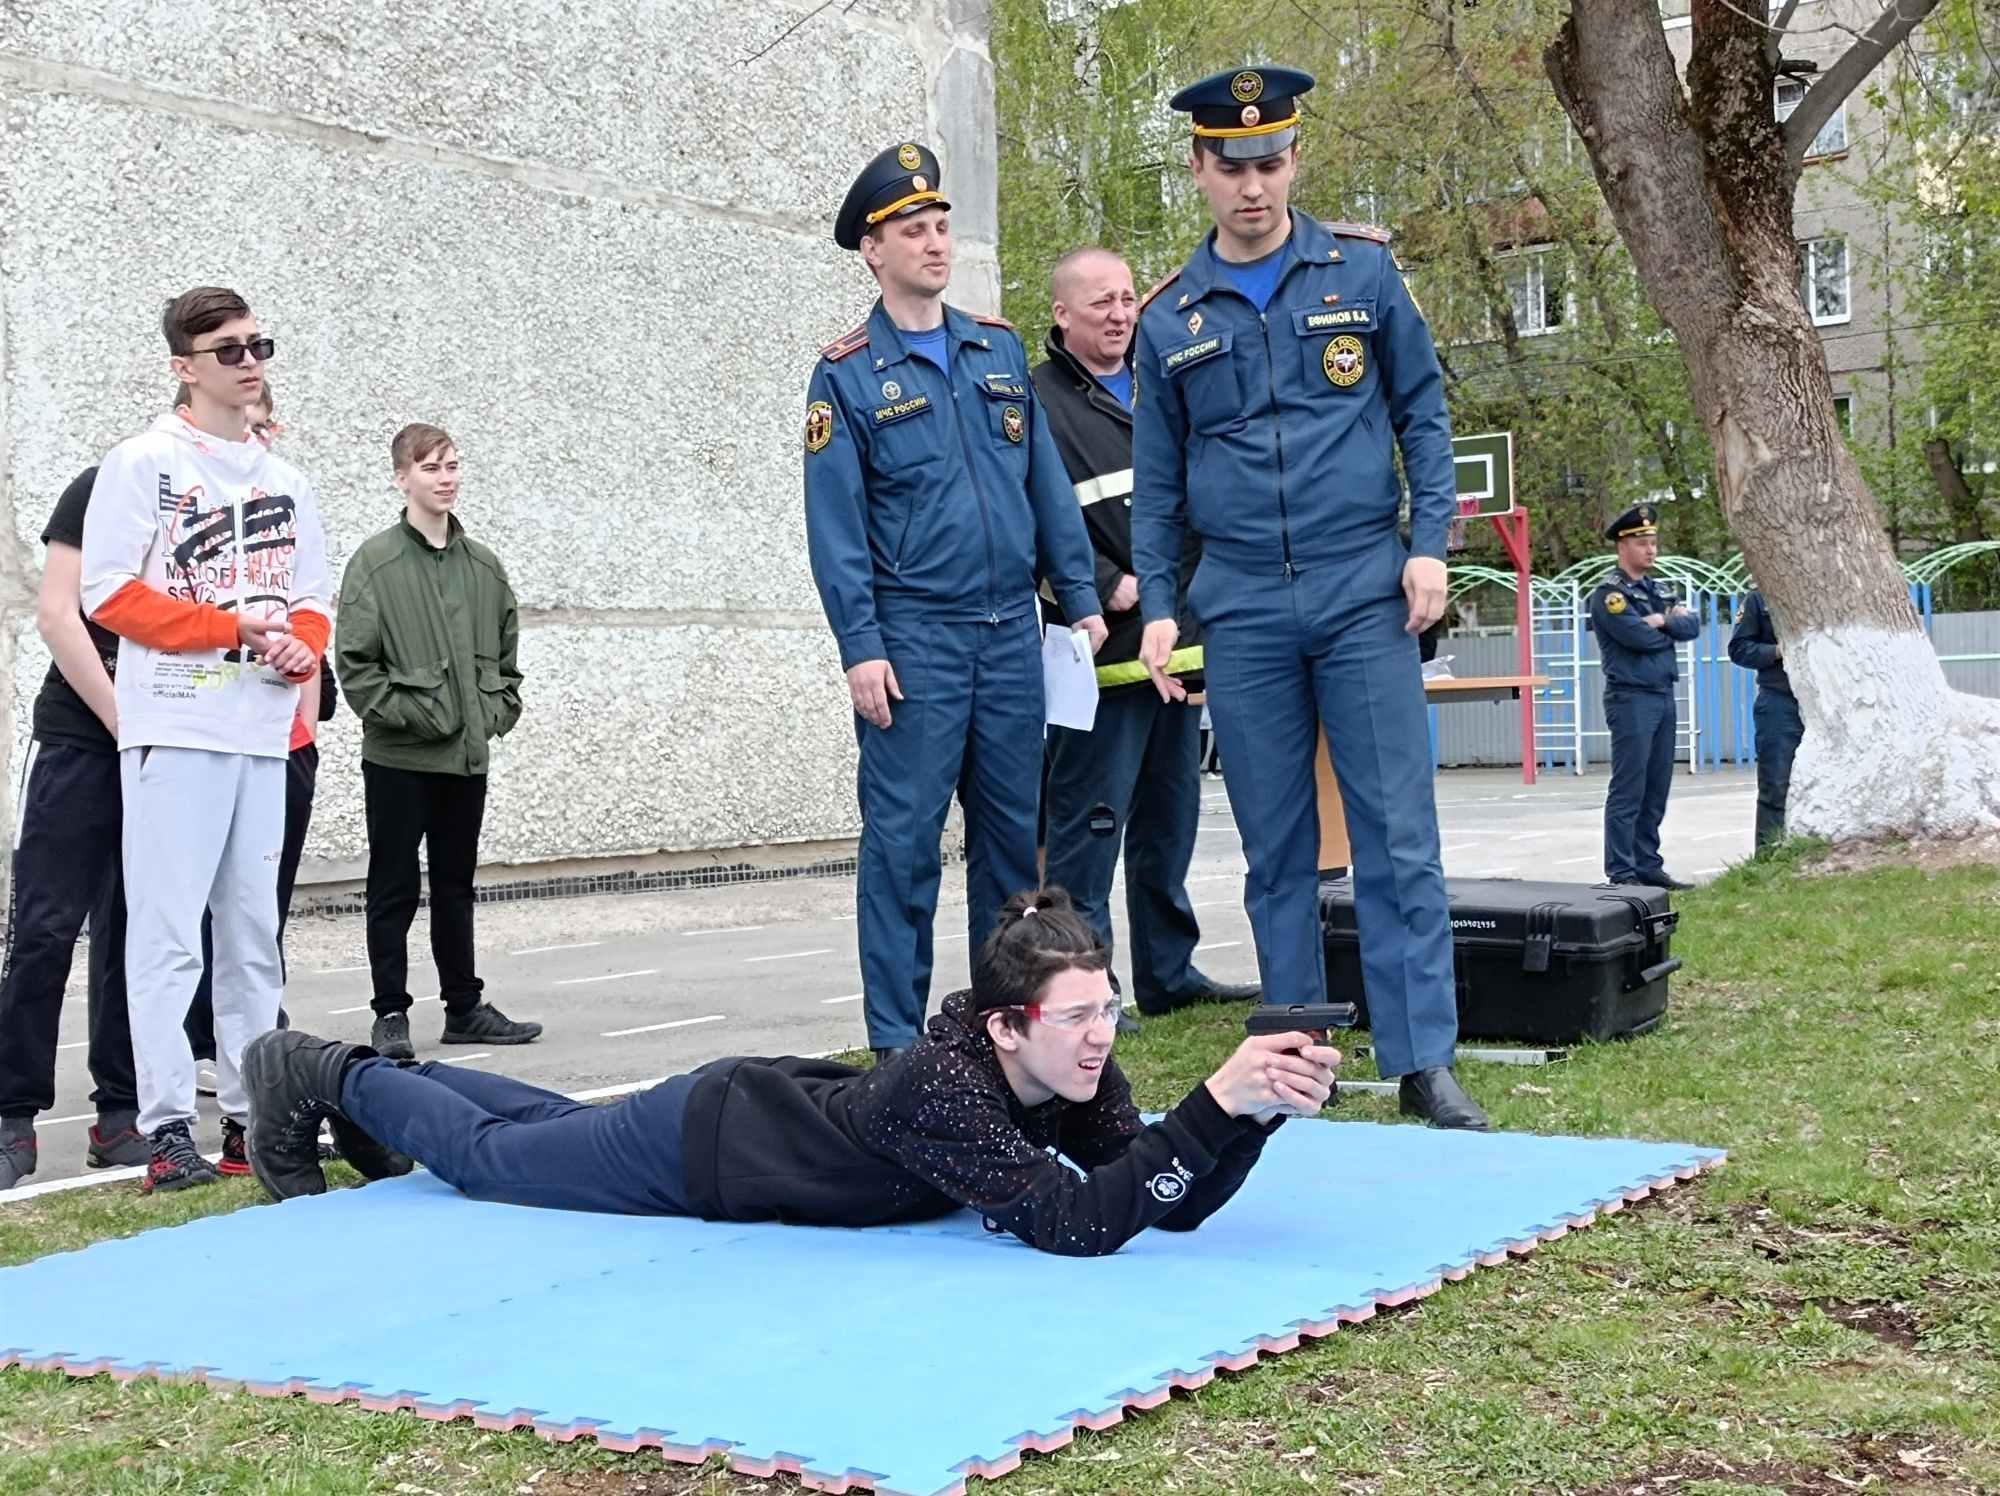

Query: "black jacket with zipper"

xmin=677 ymin=991 xmax=1277 ymax=1256
xmin=1031 ymin=329 xmax=1204 ymax=693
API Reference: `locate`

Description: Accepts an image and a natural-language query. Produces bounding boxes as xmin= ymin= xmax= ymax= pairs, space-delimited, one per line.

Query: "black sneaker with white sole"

xmin=144 ymin=1120 xmax=221 ymax=1194
xmin=440 ymin=1002 xmax=542 ymax=1046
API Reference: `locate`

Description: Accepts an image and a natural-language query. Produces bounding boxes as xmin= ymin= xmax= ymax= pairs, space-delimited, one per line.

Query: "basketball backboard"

xmin=1452 ymin=431 xmax=1515 ymax=518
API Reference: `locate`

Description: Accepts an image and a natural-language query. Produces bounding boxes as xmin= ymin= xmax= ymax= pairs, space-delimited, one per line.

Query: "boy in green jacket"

xmin=336 ymin=425 xmax=537 ymax=1060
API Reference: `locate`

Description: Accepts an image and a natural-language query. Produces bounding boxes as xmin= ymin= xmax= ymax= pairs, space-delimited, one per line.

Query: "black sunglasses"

xmin=190 ymin=337 xmax=275 ymax=367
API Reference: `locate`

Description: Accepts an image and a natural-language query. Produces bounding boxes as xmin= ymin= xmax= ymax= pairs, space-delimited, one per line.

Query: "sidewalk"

xmin=9 ymin=765 xmax=1753 ymax=1192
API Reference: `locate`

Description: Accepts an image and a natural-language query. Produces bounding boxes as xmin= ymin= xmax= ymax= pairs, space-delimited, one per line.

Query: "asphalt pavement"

xmin=7 ymin=764 xmax=1754 ymax=1193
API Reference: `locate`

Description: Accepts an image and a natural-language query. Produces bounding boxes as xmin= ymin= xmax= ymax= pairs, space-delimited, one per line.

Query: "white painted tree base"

xmin=1789 ymin=624 xmax=2000 ymax=841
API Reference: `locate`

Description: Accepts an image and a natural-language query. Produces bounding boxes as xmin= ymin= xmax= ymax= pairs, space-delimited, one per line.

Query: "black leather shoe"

xmin=441 ymin=1002 xmax=542 ymax=1046
xmin=871 ymin=1046 xmax=908 ymax=1066
xmin=1115 ymin=1009 xmax=1142 ymax=1037
xmin=1398 ymin=1067 xmax=1490 ymax=1131
xmin=1658 ymin=874 xmax=1696 ymax=891
xmin=1136 ymin=975 xmax=1263 ymax=1016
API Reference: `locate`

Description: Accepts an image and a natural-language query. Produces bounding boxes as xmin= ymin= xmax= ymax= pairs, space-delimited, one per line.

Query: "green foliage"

xmin=991 ymin=0 xmax=1733 ymax=578
xmin=1856 ymin=0 xmax=2000 ymax=606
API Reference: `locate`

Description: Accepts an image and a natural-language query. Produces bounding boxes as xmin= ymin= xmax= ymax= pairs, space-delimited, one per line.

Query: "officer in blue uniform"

xmin=1130 ymin=67 xmax=1485 ymax=1130
xmin=1589 ymin=505 xmax=1700 ymax=889
xmin=802 ymin=143 xmax=1105 ymax=1058
xmin=1727 ymin=589 xmax=1800 ymax=850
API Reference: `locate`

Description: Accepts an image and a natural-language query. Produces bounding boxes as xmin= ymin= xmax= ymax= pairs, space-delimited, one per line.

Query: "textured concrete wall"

xmin=0 ymin=0 xmax=999 ymax=874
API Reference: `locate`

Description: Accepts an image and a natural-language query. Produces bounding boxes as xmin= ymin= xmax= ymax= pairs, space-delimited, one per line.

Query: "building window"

xmin=1800 ymin=236 xmax=1851 ymax=325
xmin=1776 ymin=79 xmax=1849 ymax=157
xmin=1833 ymin=393 xmax=1853 ymax=435
xmin=1501 ymin=248 xmax=1568 ymax=336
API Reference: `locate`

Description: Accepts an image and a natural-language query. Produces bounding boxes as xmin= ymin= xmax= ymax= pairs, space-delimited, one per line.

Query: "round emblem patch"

xmin=1147 ymin=1171 xmax=1187 ymax=1203
xmin=1231 ymin=70 xmax=1263 ymax=103
xmin=1001 ymin=405 xmax=1024 ymax=443
xmin=1323 ymin=335 xmax=1365 ymax=388
xmin=1240 ymin=104 xmax=1261 ymax=128
xmin=1606 ymin=590 xmax=1628 ymax=614
xmin=881 ymin=380 xmax=901 ymax=400
xmin=804 ymin=401 xmax=834 ymax=453
xmin=897 ymin=143 xmax=922 ymax=170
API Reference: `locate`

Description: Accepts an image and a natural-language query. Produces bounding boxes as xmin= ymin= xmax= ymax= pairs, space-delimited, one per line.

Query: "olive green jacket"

xmin=335 ymin=516 xmax=522 ymax=775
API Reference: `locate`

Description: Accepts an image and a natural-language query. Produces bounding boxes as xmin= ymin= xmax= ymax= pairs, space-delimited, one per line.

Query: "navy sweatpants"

xmin=1752 ymin=690 xmax=1803 ymax=849
xmin=341 ymin=1060 xmax=699 ymax=1215
xmin=1602 ymin=688 xmax=1677 ymax=884
xmin=1043 ymin=688 xmax=1204 ymax=1011
xmin=856 ymin=614 xmax=1044 ymax=1050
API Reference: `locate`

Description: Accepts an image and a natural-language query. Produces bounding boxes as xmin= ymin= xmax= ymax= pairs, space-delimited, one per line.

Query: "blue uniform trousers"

xmin=1752 ymin=690 xmax=1803 ymax=849
xmin=1193 ymin=557 xmax=1457 ymax=1077
xmin=1043 ymin=689 xmax=1204 ymax=1012
xmin=1602 ymin=688 xmax=1677 ymax=883
xmin=857 ymin=614 xmax=1044 ymax=1049
xmin=342 ymin=1057 xmax=699 ymax=1214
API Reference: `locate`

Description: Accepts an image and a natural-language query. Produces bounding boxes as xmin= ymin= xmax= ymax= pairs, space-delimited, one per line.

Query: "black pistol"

xmin=1243 ymin=1002 xmax=1358 ymax=1043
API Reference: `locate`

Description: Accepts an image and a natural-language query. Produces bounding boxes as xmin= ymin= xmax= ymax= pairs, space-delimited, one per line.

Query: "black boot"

xmin=1398 ymin=1067 xmax=1491 ymax=1131
xmin=440 ymin=1002 xmax=542 ymax=1046
xmin=243 ymin=1031 xmax=382 ymax=1199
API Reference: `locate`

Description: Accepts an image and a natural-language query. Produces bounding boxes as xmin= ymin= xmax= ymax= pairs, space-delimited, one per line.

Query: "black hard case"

xmin=1321 ymin=878 xmax=1680 ymax=1043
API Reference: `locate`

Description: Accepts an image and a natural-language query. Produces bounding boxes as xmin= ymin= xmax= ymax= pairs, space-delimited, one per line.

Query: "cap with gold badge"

xmin=833 ymin=142 xmax=952 ymax=252
xmin=1168 ymin=66 xmax=1316 ymax=161
xmin=1603 ymin=503 xmax=1660 ymax=542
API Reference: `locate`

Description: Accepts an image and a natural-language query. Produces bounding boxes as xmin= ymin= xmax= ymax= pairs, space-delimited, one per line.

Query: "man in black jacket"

xmin=1727 ymin=589 xmax=1800 ymax=849
xmin=242 ymin=891 xmax=1336 ymax=1258
xmin=1033 ymin=248 xmax=1260 ymax=1018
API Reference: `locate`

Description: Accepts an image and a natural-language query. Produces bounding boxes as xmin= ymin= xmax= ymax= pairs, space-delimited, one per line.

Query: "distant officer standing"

xmin=1590 ymin=505 xmax=1699 ymax=888
xmin=1727 ymin=589 xmax=1800 ymax=850
xmin=1130 ymin=67 xmax=1485 ymax=1130
xmin=803 ymin=144 xmax=1106 ymax=1058
xmin=1032 ymin=246 xmax=1262 ymax=1018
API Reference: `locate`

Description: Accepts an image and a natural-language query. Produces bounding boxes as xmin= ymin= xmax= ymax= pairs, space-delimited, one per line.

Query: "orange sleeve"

xmin=288 ymin=608 xmax=329 ymax=661
xmin=91 ymin=580 xmax=240 ymax=654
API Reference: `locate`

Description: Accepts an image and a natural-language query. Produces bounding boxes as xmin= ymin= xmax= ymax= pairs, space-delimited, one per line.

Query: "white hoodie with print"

xmin=80 ymin=412 xmax=332 ymax=760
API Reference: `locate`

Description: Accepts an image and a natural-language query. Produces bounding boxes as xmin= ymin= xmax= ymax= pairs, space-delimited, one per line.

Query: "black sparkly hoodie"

xmin=677 ymin=990 xmax=1278 ymax=1256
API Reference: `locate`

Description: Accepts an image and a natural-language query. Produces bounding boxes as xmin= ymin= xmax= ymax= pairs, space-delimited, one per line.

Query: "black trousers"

xmin=186 ymin=742 xmax=319 ymax=1062
xmin=0 ymin=742 xmax=135 ymax=1118
xmin=364 ymin=762 xmax=488 ymax=1018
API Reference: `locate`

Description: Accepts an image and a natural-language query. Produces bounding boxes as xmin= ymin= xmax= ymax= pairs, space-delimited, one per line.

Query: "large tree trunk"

xmin=1546 ymin=0 xmax=2000 ymax=840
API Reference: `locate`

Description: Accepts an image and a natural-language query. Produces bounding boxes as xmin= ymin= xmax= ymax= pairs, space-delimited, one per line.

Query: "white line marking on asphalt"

xmin=554 ymin=970 xmax=659 ymax=986
xmin=1552 ymin=855 xmax=1598 ymax=865
xmin=1508 ymin=832 xmax=1547 ymax=841
xmin=437 ymin=1052 xmax=492 ymax=1064
xmin=40 ymin=1113 xmax=95 ymax=1126
xmin=1195 ymin=941 xmax=1242 ymax=951
xmin=1695 ymin=867 xmax=1723 ymax=877
xmin=602 ymin=1015 xmax=727 ymax=1038
xmin=1441 ymin=843 xmax=1477 ymax=853
xmin=1191 ymin=900 xmax=1236 ymax=908
xmin=745 ymin=948 xmax=833 ymax=963
xmin=1692 ymin=830 xmax=1744 ymax=841
xmin=933 ymin=933 xmax=968 ymax=943
xmin=569 ymin=1076 xmax=666 ymax=1101
xmin=686 ymin=925 xmax=764 ymax=936
xmin=821 ymin=993 xmax=864 ymax=1004
xmin=314 ymin=965 xmax=369 ymax=974
xmin=329 ymin=995 xmax=438 ymax=1015
xmin=56 ymin=1041 xmax=85 ymax=1051
xmin=510 ymin=940 xmax=603 ymax=955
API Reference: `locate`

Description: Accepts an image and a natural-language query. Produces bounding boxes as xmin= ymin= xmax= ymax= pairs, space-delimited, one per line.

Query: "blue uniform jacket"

xmin=1129 ymin=212 xmax=1456 ymax=623
xmin=1589 ymin=568 xmax=1700 ymax=692
xmin=803 ymin=301 xmax=1099 ymax=670
xmin=1726 ymin=589 xmax=1793 ymax=697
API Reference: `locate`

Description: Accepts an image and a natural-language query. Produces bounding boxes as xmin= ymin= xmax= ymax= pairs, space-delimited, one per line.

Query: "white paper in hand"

xmin=1042 ymin=624 xmax=1100 ymax=731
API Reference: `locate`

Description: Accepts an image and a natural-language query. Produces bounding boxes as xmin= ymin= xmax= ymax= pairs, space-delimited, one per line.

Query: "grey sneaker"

xmin=370 ymin=1011 xmax=416 ymax=1061
xmin=0 ymin=1118 xmax=37 ymax=1190
xmin=440 ymin=1002 xmax=542 ymax=1046
xmin=88 ymin=1110 xmax=150 ymax=1169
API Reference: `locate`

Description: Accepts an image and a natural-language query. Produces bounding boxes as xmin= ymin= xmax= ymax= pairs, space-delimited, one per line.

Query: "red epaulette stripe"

xmin=820 ymin=325 xmax=870 ymax=361
xmin=972 ymin=313 xmax=1014 ymax=329
xmin=1324 ymin=221 xmax=1392 ymax=243
xmin=1139 ymin=268 xmax=1183 ymax=311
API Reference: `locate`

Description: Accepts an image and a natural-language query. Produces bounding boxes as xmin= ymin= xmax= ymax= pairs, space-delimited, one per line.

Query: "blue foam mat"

xmin=2 ymin=1120 xmax=1720 ymax=1495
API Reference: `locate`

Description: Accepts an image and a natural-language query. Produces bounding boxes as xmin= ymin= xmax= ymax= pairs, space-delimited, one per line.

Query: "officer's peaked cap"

xmin=1170 ymin=66 xmax=1315 ymax=160
xmin=834 ymin=142 xmax=952 ymax=252
xmin=1604 ymin=503 xmax=1660 ymax=542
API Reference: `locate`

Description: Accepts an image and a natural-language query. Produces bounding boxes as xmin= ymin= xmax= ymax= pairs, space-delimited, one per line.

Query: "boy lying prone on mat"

xmin=243 ymin=889 xmax=1337 ymax=1256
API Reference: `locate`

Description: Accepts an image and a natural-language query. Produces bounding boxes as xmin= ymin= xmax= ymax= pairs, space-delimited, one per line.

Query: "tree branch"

xmin=1784 ymin=0 xmax=1944 ymax=166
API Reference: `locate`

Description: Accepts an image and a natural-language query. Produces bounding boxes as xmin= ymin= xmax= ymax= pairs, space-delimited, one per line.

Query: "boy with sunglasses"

xmin=244 ymin=888 xmax=1338 ymax=1257
xmin=81 ymin=287 xmax=332 ymax=1192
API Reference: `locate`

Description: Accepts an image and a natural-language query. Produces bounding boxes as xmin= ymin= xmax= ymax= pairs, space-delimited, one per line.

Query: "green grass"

xmin=5 ymin=861 xmax=1998 ymax=1494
